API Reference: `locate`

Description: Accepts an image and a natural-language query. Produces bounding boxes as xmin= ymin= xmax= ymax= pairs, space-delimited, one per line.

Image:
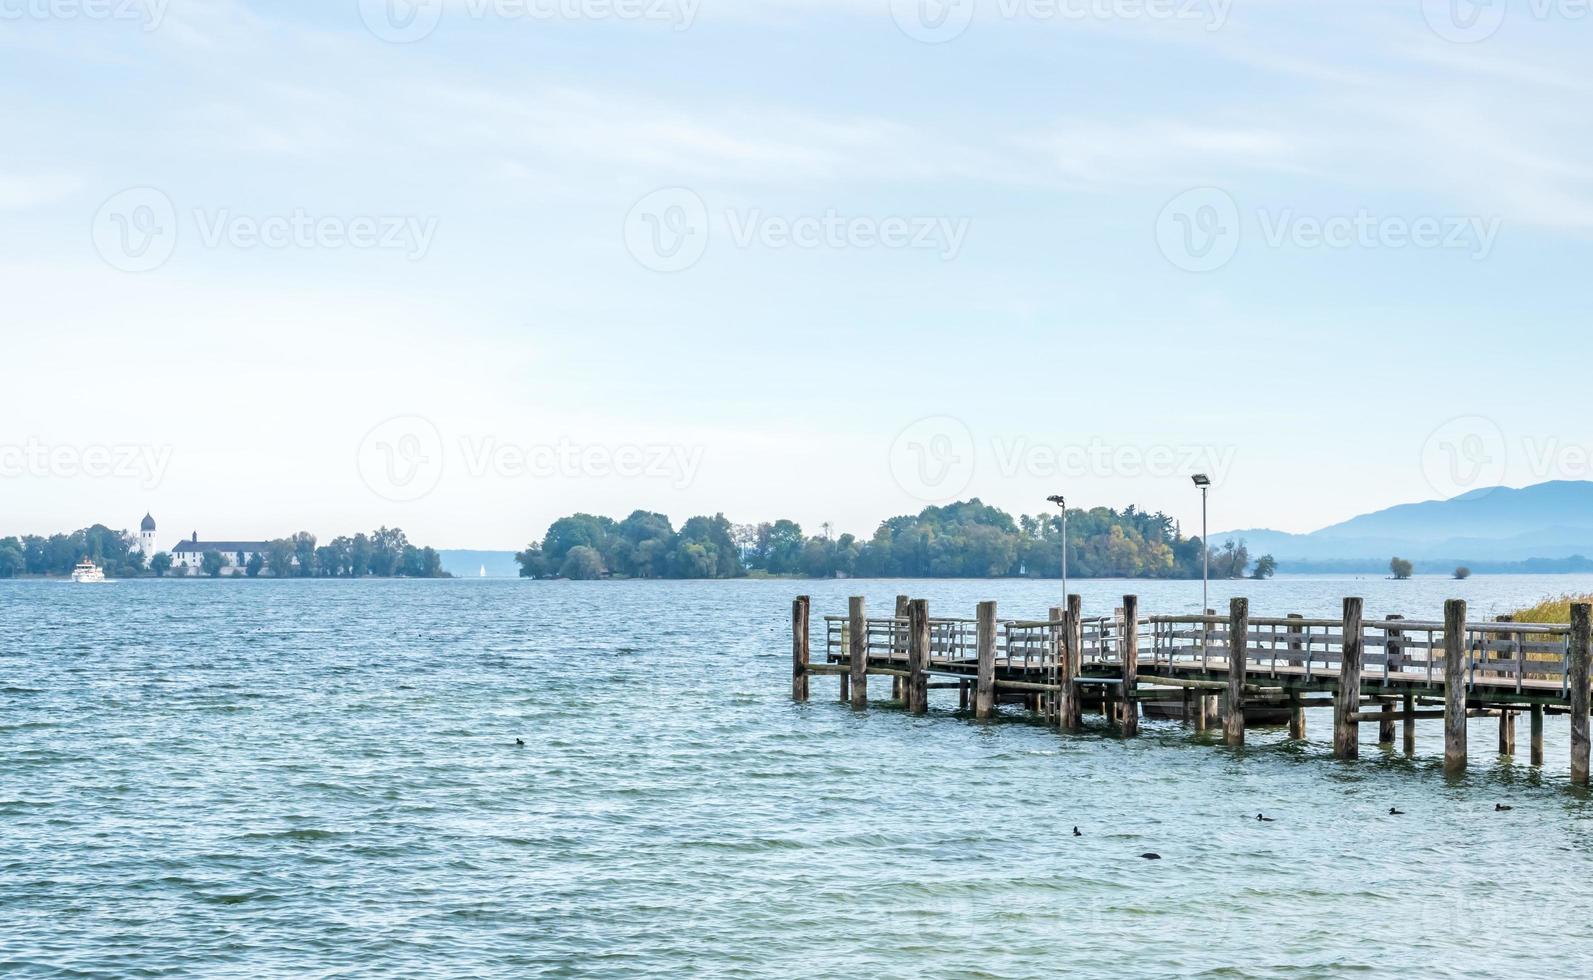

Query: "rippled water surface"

xmin=6 ymin=575 xmax=1593 ymax=977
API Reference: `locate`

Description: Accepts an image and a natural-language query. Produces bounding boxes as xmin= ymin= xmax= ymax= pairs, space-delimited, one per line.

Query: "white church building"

xmin=137 ymin=514 xmax=273 ymax=574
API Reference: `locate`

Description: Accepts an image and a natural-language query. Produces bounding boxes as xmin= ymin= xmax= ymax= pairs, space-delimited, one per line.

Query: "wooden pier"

xmin=789 ymin=595 xmax=1593 ymax=782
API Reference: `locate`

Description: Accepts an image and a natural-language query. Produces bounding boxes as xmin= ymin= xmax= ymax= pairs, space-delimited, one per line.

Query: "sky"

xmin=4 ymin=0 xmax=1593 ymax=549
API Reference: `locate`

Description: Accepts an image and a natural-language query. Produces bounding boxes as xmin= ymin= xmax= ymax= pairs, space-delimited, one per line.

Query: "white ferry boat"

xmin=70 ymin=560 xmax=107 ymax=583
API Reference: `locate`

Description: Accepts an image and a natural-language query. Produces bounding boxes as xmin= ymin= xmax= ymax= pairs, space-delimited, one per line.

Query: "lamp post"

xmin=1191 ymin=474 xmax=1211 ymax=615
xmin=1047 ymin=494 xmax=1067 ymax=602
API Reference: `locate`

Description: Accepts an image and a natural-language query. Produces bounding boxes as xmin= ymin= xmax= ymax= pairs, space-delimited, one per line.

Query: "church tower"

xmin=139 ymin=513 xmax=158 ymax=558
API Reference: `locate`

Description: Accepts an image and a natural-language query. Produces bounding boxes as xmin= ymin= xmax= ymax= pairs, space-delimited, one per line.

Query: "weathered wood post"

xmin=1496 ymin=615 xmax=1515 ymax=756
xmin=908 ymin=598 xmax=929 ymax=715
xmin=975 ymin=600 xmax=997 ymax=720
xmin=1381 ymin=615 xmax=1404 ymax=745
xmin=1225 ymin=597 xmax=1248 ymax=747
xmin=892 ymin=594 xmax=909 ymax=702
xmin=1335 ymin=597 xmax=1364 ymax=760
xmin=1531 ymin=704 xmax=1545 ymax=766
xmin=849 ymin=596 xmax=867 ymax=710
xmin=1571 ymin=603 xmax=1591 ymax=785
xmin=1287 ymin=613 xmax=1306 ymax=739
xmin=1049 ymin=605 xmax=1064 ymax=725
xmin=1444 ymin=599 xmax=1468 ymax=775
xmin=1202 ymin=607 xmax=1221 ymax=730
xmin=791 ymin=595 xmax=810 ymax=702
xmin=1060 ymin=594 xmax=1083 ymax=731
xmin=1402 ymin=692 xmax=1417 ymax=755
xmin=1121 ymin=595 xmax=1139 ymax=736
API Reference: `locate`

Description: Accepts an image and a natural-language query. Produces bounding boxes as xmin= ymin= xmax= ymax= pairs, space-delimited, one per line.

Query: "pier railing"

xmin=796 ymin=594 xmax=1593 ymax=784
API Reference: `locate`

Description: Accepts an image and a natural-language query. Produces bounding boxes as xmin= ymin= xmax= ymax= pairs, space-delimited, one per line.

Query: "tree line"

xmin=0 ymin=525 xmax=448 ymax=579
xmin=515 ymin=499 xmax=1272 ymax=580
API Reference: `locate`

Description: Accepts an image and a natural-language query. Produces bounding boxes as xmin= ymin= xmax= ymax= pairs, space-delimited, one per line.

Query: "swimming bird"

xmin=1495 ymin=803 xmax=1513 ymax=812
xmin=1140 ymin=852 xmax=1161 ymax=860
xmin=1073 ymin=827 xmax=1082 ymax=837
xmin=1256 ymin=813 xmax=1275 ymax=822
xmin=1389 ymin=807 xmax=1405 ymax=816
xmin=515 ymin=738 xmax=525 ymax=747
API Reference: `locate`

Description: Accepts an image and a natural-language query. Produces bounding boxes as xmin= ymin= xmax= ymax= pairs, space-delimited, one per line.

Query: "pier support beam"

xmin=1224 ymin=597 xmax=1248 ymax=747
xmin=1287 ymin=613 xmax=1306 ymax=739
xmin=1499 ymin=711 xmax=1516 ymax=756
xmin=1379 ymin=702 xmax=1396 ymax=747
xmin=1444 ymin=599 xmax=1467 ymax=775
xmin=791 ymin=595 xmax=810 ymax=702
xmin=892 ymin=595 xmax=909 ymax=703
xmin=1121 ymin=595 xmax=1139 ymax=737
xmin=849 ymin=596 xmax=867 ymax=710
xmin=1335 ymin=597 xmax=1364 ymax=760
xmin=1060 ymin=594 xmax=1082 ymax=731
xmin=1571 ymin=603 xmax=1591 ymax=786
xmin=907 ymin=598 xmax=928 ymax=715
xmin=975 ymin=601 xmax=997 ymax=720
xmin=1381 ymin=616 xmax=1403 ymax=746
xmin=1049 ymin=606 xmax=1063 ymax=725
xmin=1531 ymin=704 xmax=1545 ymax=766
xmin=1403 ymin=692 xmax=1417 ymax=755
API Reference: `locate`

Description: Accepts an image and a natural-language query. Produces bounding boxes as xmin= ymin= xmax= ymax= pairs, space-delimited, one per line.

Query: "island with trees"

xmin=0 ymin=525 xmax=450 ymax=579
xmin=515 ymin=499 xmax=1275 ymax=581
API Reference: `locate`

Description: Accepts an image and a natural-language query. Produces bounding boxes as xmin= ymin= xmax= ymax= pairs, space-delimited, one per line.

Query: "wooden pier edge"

xmin=848 ymin=596 xmax=866 ymax=710
xmin=1444 ymin=599 xmax=1467 ymax=774
xmin=975 ymin=600 xmax=997 ymax=720
xmin=1121 ymin=594 xmax=1139 ymax=737
xmin=1334 ymin=597 xmax=1363 ymax=761
xmin=791 ymin=595 xmax=810 ymax=702
xmin=1224 ymin=597 xmax=1248 ymax=747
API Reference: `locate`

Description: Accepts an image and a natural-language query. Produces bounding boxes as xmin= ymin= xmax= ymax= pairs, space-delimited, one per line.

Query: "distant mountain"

xmin=1215 ymin=481 xmax=1593 ymax=565
xmin=438 ymin=550 xmax=521 ymax=578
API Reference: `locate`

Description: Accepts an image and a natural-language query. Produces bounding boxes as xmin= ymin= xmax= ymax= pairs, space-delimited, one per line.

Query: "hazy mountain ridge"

xmin=1216 ymin=481 xmax=1593 ymax=564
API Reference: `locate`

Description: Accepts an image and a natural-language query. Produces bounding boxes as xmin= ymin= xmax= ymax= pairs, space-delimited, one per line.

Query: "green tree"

xmin=201 ymin=551 xmax=227 ymax=577
xmin=1390 ymin=557 xmax=1414 ymax=580
xmin=246 ymin=553 xmax=266 ymax=577
xmin=293 ymin=532 xmax=318 ymax=577
xmin=0 ymin=537 xmax=24 ymax=578
xmin=1251 ymin=554 xmax=1277 ymax=580
xmin=560 ymin=545 xmax=606 ymax=580
xmin=1454 ymin=566 xmax=1472 ymax=580
xmin=150 ymin=552 xmax=172 ymax=577
xmin=265 ymin=539 xmax=296 ymax=578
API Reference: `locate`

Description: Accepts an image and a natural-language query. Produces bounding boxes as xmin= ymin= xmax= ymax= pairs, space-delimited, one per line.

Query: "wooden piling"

xmin=1570 ymin=603 xmax=1591 ymax=786
xmin=1287 ymin=613 xmax=1306 ymax=738
xmin=975 ymin=601 xmax=997 ymax=720
xmin=1224 ymin=597 xmax=1248 ymax=747
xmin=1443 ymin=599 xmax=1467 ymax=775
xmin=791 ymin=595 xmax=810 ymax=702
xmin=848 ymin=596 xmax=867 ymax=710
xmin=1049 ymin=605 xmax=1063 ymax=725
xmin=1335 ymin=597 xmax=1364 ymax=760
xmin=1381 ymin=615 xmax=1403 ymax=745
xmin=908 ymin=598 xmax=929 ymax=715
xmin=1530 ymin=704 xmax=1545 ymax=766
xmin=1121 ymin=595 xmax=1139 ymax=737
xmin=1402 ymin=692 xmax=1416 ymax=755
xmin=892 ymin=595 xmax=909 ymax=703
xmin=1499 ymin=710 xmax=1516 ymax=756
xmin=1060 ymin=594 xmax=1082 ymax=731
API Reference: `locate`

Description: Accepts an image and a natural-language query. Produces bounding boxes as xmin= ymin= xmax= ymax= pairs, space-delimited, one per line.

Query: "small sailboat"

xmin=479 ymin=564 xmax=487 ymax=578
xmin=71 ymin=560 xmax=107 ymax=583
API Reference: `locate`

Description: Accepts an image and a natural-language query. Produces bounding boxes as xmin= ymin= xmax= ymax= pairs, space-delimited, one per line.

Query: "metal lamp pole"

xmin=1047 ymin=494 xmax=1067 ymax=602
xmin=1192 ymin=474 xmax=1212 ymax=645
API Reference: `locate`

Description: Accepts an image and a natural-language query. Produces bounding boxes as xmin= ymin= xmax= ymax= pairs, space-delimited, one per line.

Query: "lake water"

xmin=6 ymin=575 xmax=1593 ymax=977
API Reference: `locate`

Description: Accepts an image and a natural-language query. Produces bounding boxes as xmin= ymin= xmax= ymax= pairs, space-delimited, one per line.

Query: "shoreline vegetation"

xmin=0 ymin=525 xmax=450 ymax=579
xmin=514 ymin=499 xmax=1273 ymax=582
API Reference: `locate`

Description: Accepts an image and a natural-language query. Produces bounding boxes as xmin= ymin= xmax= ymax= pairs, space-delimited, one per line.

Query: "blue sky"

xmin=4 ymin=0 xmax=1593 ymax=549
